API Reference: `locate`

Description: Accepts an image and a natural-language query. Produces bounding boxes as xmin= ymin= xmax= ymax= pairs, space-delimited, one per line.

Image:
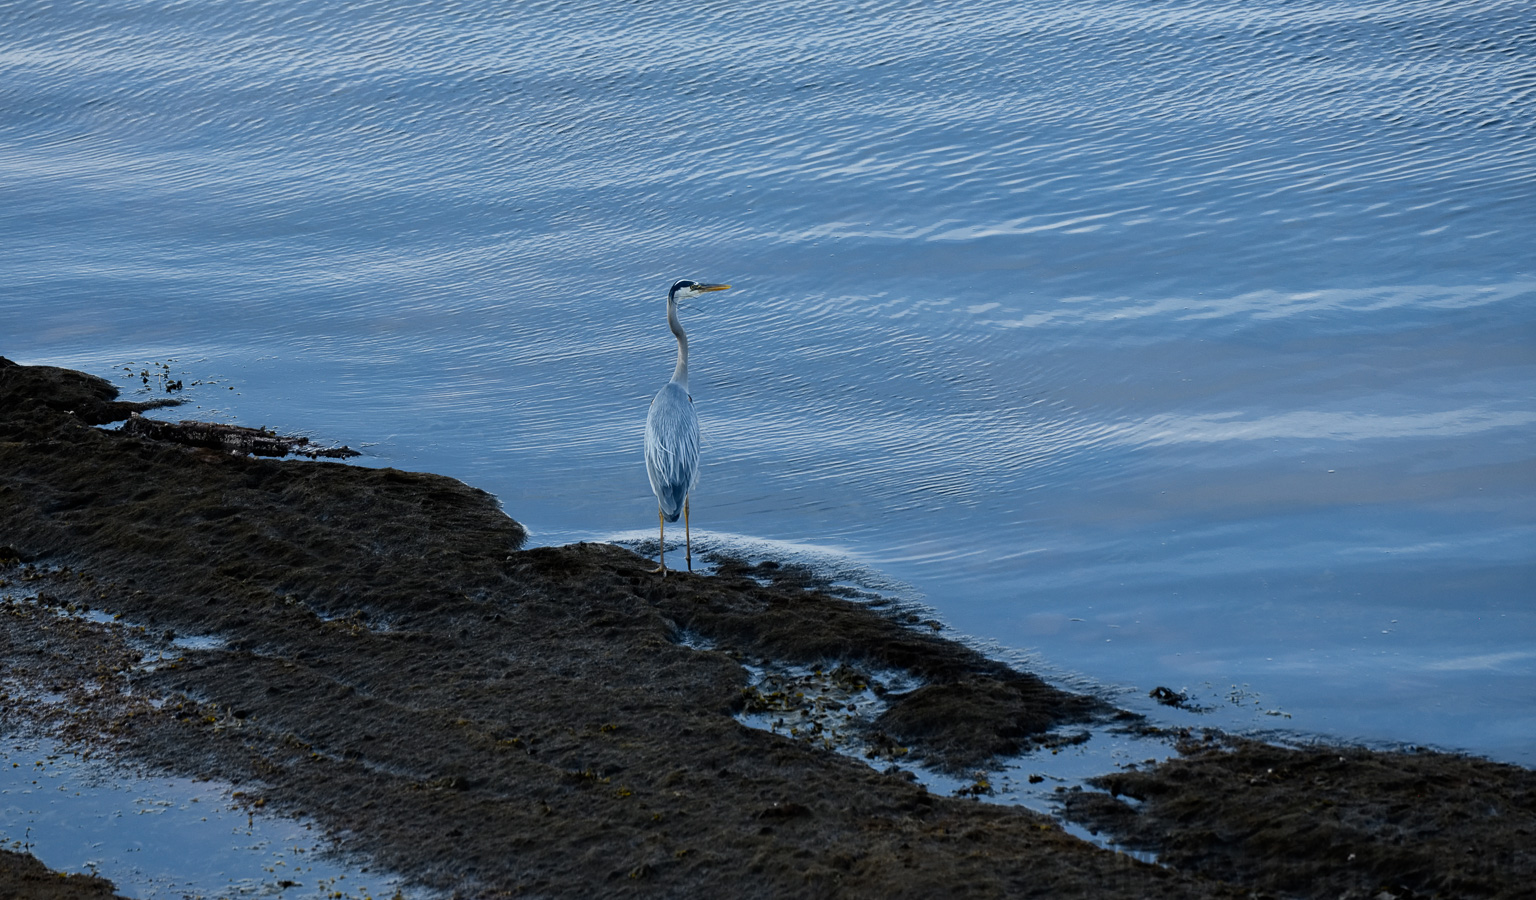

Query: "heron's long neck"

xmin=668 ymin=297 xmax=689 ymax=389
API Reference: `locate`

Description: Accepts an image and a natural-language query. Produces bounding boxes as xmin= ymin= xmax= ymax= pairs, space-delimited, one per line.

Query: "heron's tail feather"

xmin=662 ymin=509 xmax=682 ymax=524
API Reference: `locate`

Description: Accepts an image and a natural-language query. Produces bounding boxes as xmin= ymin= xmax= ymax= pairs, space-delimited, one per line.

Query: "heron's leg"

xmin=650 ymin=509 xmax=666 ymax=576
xmin=684 ymin=496 xmax=692 ymax=572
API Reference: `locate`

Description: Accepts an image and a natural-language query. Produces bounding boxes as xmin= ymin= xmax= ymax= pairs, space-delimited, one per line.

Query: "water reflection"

xmin=0 ymin=733 xmax=417 ymax=900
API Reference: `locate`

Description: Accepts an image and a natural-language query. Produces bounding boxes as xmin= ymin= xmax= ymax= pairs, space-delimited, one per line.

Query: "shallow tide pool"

xmin=1 ymin=733 xmax=417 ymax=899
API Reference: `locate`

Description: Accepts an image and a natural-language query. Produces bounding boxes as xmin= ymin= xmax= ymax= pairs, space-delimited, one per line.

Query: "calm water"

xmin=2 ymin=0 xmax=1532 ymax=773
xmin=1 ymin=732 xmax=417 ymax=899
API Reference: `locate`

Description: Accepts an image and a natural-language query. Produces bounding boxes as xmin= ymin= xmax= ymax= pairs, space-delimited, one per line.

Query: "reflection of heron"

xmin=645 ymin=279 xmax=730 ymax=576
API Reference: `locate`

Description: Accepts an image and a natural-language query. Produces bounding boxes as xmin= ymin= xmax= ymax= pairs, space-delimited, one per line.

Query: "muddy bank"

xmin=1062 ymin=732 xmax=1536 ymax=900
xmin=0 ymin=849 xmax=128 ymax=900
xmin=2 ymin=356 xmax=1532 ymax=899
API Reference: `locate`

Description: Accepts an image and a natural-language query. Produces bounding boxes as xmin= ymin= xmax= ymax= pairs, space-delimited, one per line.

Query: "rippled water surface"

xmin=3 ymin=0 xmax=1533 ymax=769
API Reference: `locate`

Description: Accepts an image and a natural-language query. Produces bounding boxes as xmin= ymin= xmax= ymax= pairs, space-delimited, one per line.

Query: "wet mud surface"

xmin=1062 ymin=732 xmax=1536 ymax=900
xmin=2 ymin=356 xmax=1532 ymax=898
xmin=0 ymin=848 xmax=129 ymax=900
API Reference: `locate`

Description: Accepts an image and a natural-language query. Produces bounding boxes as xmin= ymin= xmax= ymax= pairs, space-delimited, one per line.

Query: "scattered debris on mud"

xmin=122 ymin=412 xmax=360 ymax=459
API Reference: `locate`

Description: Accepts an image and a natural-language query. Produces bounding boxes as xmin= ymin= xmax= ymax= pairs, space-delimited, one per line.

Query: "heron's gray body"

xmin=643 ymin=279 xmax=728 ymax=574
xmin=645 ymin=380 xmax=699 ymax=523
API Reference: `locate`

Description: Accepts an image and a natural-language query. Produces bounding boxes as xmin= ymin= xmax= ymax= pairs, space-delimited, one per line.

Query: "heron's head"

xmin=669 ymin=279 xmax=731 ymax=301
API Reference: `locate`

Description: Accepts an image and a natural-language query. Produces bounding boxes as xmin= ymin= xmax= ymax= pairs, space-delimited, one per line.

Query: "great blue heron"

xmin=645 ymin=279 xmax=729 ymax=575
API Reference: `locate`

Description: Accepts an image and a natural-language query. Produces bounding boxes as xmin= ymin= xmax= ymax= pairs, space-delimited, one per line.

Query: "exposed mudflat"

xmin=1061 ymin=732 xmax=1536 ymax=900
xmin=0 ymin=848 xmax=128 ymax=900
xmin=2 ymin=356 xmax=1532 ymax=899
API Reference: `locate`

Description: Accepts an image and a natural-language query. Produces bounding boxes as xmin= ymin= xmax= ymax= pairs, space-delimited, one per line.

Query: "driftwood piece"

xmin=122 ymin=412 xmax=360 ymax=459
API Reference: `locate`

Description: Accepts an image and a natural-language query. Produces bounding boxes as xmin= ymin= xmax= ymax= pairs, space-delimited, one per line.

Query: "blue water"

xmin=1 ymin=733 xmax=417 ymax=899
xmin=2 ymin=0 xmax=1532 ymax=773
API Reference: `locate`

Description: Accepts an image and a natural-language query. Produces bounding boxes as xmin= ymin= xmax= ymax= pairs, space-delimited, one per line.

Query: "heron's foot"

xmin=650 ymin=565 xmax=667 ymax=577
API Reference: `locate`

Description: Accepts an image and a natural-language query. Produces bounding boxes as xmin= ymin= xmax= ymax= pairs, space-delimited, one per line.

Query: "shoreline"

xmin=2 ymin=356 xmax=1531 ymax=898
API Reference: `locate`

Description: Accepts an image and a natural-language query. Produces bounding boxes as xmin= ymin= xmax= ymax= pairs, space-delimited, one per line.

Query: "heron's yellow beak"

xmin=698 ymin=283 xmax=731 ymax=292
